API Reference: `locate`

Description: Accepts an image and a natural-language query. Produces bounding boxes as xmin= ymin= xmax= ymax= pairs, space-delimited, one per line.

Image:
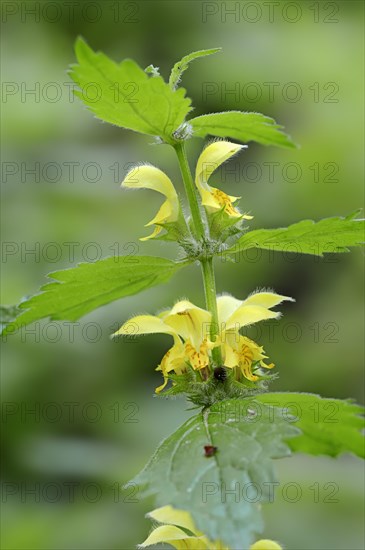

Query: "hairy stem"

xmin=201 ymin=257 xmax=222 ymax=366
xmin=173 ymin=142 xmax=222 ymax=366
xmin=173 ymin=141 xmax=205 ymax=240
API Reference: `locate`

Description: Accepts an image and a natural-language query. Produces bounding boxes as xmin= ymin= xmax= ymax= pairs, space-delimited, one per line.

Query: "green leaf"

xmin=189 ymin=111 xmax=296 ymax=148
xmin=257 ymin=393 xmax=365 ymax=458
xmin=2 ymin=256 xmax=187 ymax=336
xmin=169 ymin=48 xmax=222 ymax=90
xmin=131 ymin=398 xmax=299 ymax=549
xmin=69 ymin=37 xmax=192 ymax=144
xmin=224 ymin=214 xmax=365 ymax=258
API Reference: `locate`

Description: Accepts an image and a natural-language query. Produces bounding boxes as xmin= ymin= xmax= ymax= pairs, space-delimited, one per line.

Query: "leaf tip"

xmin=74 ymin=35 xmax=92 ymax=60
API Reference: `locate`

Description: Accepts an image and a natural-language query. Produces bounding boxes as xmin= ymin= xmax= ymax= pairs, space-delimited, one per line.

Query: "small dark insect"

xmin=213 ymin=366 xmax=227 ymax=381
xmin=204 ymin=445 xmax=218 ymax=457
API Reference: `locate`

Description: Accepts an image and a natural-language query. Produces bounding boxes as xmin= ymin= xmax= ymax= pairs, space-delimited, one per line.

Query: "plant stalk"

xmin=201 ymin=256 xmax=222 ymax=366
xmin=173 ymin=141 xmax=205 ymax=240
xmin=173 ymin=141 xmax=222 ymax=366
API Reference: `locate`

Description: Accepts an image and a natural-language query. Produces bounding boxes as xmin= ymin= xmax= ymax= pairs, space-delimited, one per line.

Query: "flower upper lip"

xmin=121 ymin=140 xmax=254 ymax=242
xmin=195 ymin=140 xmax=252 ymax=219
xmin=121 ymin=164 xmax=180 ymax=241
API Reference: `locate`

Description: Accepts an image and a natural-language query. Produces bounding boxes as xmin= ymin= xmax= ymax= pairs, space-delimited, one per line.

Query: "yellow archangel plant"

xmin=113 ymin=133 xmax=303 ymax=546
xmin=9 ymin=41 xmax=360 ymax=550
xmin=3 ymin=41 xmax=363 ymax=550
xmin=116 ymin=140 xmax=295 ymax=399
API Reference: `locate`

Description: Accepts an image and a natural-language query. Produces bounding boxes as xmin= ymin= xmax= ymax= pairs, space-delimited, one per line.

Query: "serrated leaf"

xmin=169 ymin=48 xmax=221 ymax=90
xmin=257 ymin=393 xmax=365 ymax=458
xmin=131 ymin=398 xmax=299 ymax=549
xmin=69 ymin=38 xmax=192 ymax=144
xmin=2 ymin=256 xmax=187 ymax=336
xmin=224 ymin=214 xmax=365 ymax=258
xmin=189 ymin=111 xmax=296 ymax=149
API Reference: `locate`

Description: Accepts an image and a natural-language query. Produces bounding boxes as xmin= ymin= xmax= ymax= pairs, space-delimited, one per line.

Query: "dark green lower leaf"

xmin=131 ymin=398 xmax=299 ymax=549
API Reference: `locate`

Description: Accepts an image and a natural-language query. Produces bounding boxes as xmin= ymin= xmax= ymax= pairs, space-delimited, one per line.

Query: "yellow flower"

xmin=122 ymin=141 xmax=251 ymax=241
xmin=121 ymin=164 xmax=180 ymax=241
xmin=250 ymin=540 xmax=283 ymax=550
xmin=113 ymin=300 xmax=213 ymax=393
xmin=140 ymin=505 xmax=282 ymax=550
xmin=113 ymin=291 xmax=293 ymax=392
xmin=139 ymin=505 xmax=229 ymax=549
xmin=195 ymin=140 xmax=252 ymax=219
xmin=217 ymin=291 xmax=294 ymax=381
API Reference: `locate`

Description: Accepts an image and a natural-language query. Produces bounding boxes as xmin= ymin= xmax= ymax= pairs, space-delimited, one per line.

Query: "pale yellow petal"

xmin=195 ymin=141 xmax=246 ymax=189
xmin=260 ymin=360 xmax=275 ymax=370
xmin=164 ymin=300 xmax=212 ymax=350
xmin=145 ymin=197 xmax=175 ymax=226
xmin=140 ymin=197 xmax=176 ymax=240
xmin=198 ymin=186 xmax=223 ymax=210
xmin=122 ymin=165 xmax=180 ymax=238
xmin=197 ymin=182 xmax=244 ymax=218
xmin=240 ymin=361 xmax=258 ymax=382
xmin=154 ymin=378 xmax=169 ymax=394
xmin=112 ymin=314 xmax=177 ymax=338
xmin=217 ymin=295 xmax=243 ymax=324
xmin=219 ymin=292 xmax=294 ymax=326
xmin=225 ymin=305 xmax=280 ymax=331
xmin=122 ymin=165 xmax=176 ymax=201
xmin=198 ymin=184 xmax=241 ymax=213
xmin=147 ymin=505 xmax=198 ymax=534
xmin=250 ymin=539 xmax=283 ymax=550
xmin=159 ymin=339 xmax=186 ymax=374
xmin=157 ymin=308 xmax=172 ymax=319
xmin=208 ymin=187 xmax=242 ymax=217
xmin=222 ymin=341 xmax=239 ymax=368
xmin=244 ymin=291 xmax=295 ymax=308
xmin=184 ymin=339 xmax=210 ymax=371
xmin=195 ymin=141 xmax=247 ymax=218
xmin=139 ymin=525 xmax=198 ymax=549
xmin=142 ymin=507 xmax=226 ymax=550
xmin=223 ymin=335 xmax=274 ymax=378
xmin=140 ymin=225 xmax=162 ymax=241
xmin=240 ymin=336 xmax=264 ymax=358
xmin=167 ymin=300 xmax=206 ymax=316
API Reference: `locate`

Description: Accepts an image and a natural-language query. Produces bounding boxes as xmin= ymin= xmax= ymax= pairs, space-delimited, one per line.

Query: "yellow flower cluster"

xmin=122 ymin=141 xmax=252 ymax=240
xmin=139 ymin=505 xmax=282 ymax=550
xmin=114 ymin=291 xmax=294 ymax=392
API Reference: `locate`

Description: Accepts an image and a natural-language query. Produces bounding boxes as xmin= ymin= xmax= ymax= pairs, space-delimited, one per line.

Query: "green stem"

xmin=173 ymin=141 xmax=222 ymax=367
xmin=201 ymin=257 xmax=222 ymax=366
xmin=173 ymin=141 xmax=205 ymax=240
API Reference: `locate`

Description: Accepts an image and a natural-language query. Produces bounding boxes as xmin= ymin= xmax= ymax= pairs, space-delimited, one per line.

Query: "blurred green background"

xmin=1 ymin=1 xmax=364 ymax=549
